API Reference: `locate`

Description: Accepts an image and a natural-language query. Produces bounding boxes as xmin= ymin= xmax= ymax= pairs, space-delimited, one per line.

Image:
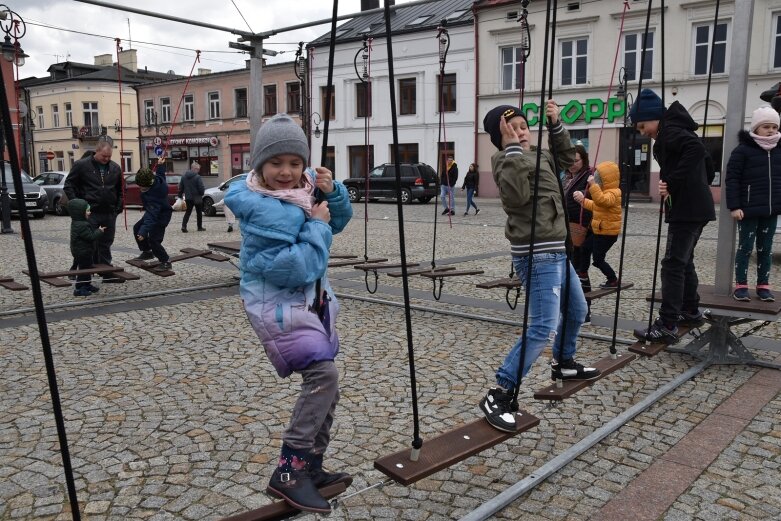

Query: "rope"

xmin=517 ymin=0 xmax=531 ymax=107
xmin=354 ymin=36 xmax=371 ymax=262
xmin=114 ymin=39 xmax=128 ymax=230
xmin=700 ymin=0 xmax=721 ymax=138
xmin=156 ymin=50 xmax=201 ymax=165
xmin=382 ymin=0 xmax=423 ymax=459
xmin=430 ymin=25 xmax=451 ymax=273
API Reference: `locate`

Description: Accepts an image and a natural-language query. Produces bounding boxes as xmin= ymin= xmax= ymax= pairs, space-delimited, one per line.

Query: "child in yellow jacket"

xmin=573 ymin=161 xmax=622 ymax=288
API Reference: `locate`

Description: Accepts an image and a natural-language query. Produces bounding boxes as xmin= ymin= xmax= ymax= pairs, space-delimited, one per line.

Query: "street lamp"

xmin=311 ymin=111 xmax=322 ymax=139
xmin=0 ymin=5 xmax=26 ymax=234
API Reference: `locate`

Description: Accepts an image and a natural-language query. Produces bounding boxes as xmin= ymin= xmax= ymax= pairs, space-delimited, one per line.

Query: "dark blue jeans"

xmin=88 ymin=211 xmax=117 ymax=265
xmin=660 ymin=221 xmax=707 ymax=323
xmin=465 ymin=188 xmax=478 ymax=211
xmin=73 ymin=254 xmax=94 ymax=289
xmin=133 ymin=219 xmax=170 ymax=263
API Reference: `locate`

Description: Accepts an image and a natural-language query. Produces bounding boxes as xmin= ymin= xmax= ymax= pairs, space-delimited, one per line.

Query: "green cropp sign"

xmin=522 ymin=97 xmax=627 ymax=126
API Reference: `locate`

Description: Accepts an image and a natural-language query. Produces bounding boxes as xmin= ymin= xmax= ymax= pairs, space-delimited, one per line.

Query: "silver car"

xmin=32 ymin=170 xmax=70 ymax=215
xmin=203 ymin=173 xmax=248 ymax=216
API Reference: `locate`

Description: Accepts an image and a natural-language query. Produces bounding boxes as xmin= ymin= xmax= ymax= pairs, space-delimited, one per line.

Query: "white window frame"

xmin=83 ymin=102 xmax=99 ymax=128
xmin=36 ymin=106 xmax=44 ymax=129
xmin=183 ymin=94 xmax=194 ymax=121
xmin=208 ymin=91 xmax=221 ymax=120
xmin=500 ymin=45 xmax=527 ymax=91
xmin=144 ymin=99 xmax=155 ymax=126
xmin=51 ymin=104 xmax=60 ymax=128
xmin=160 ymin=97 xmax=171 ymax=123
xmin=692 ymin=21 xmax=729 ymax=76
xmin=559 ymin=37 xmax=589 ymax=86
xmin=65 ymin=102 xmax=72 ymax=127
xmin=623 ymin=31 xmax=654 ymax=82
xmin=772 ymin=13 xmax=781 ymax=70
xmin=55 ymin=152 xmax=65 ymax=171
xmin=121 ymin=152 xmax=132 ymax=173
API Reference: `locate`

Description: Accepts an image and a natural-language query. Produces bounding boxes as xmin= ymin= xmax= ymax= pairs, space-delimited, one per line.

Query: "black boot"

xmin=309 ymin=453 xmax=353 ymax=489
xmin=266 ymin=446 xmax=331 ymax=514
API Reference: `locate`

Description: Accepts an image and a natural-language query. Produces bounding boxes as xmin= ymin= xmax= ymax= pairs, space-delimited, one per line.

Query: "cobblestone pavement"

xmin=1 ymin=195 xmax=780 ymax=520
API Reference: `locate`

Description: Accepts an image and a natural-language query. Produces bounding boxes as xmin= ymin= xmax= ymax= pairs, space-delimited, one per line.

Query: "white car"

xmin=203 ymin=173 xmax=248 ymax=216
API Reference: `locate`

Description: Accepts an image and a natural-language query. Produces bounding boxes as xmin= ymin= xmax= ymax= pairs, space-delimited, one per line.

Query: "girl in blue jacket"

xmin=726 ymin=106 xmax=781 ymax=302
xmin=224 ymin=114 xmax=352 ymax=514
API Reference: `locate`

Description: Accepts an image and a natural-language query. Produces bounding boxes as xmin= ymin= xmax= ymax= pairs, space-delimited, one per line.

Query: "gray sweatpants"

xmin=283 ymin=360 xmax=339 ymax=455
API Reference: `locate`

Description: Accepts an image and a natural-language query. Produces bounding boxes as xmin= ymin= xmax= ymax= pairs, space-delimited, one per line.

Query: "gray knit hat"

xmin=251 ymin=113 xmax=309 ymax=171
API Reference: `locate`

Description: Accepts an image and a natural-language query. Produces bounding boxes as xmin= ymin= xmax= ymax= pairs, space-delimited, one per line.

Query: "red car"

xmin=123 ymin=173 xmax=182 ymax=207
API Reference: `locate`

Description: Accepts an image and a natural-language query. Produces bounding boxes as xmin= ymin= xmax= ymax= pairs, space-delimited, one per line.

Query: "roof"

xmin=308 ymin=0 xmax=475 ymax=47
xmin=20 ymin=60 xmax=179 ymax=88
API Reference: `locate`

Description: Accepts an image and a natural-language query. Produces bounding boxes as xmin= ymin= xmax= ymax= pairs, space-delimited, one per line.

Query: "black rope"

xmin=383 ymin=0 xmax=422 ymax=455
xmin=429 ymin=24 xmax=451 ymax=272
xmin=517 ymin=0 xmax=531 ymax=107
xmin=511 ymin=0 xmax=555 ymax=407
xmin=0 ymin=55 xmax=82 ymax=521
xmin=700 ymin=0 xmax=721 ymax=139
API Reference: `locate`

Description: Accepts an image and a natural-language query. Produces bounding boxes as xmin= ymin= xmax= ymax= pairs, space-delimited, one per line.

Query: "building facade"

xmin=133 ymin=61 xmax=299 ymax=187
xmin=307 ymin=0 xmax=476 ymax=183
xmin=20 ymin=50 xmax=176 ymax=177
xmin=475 ymin=0 xmax=781 ymax=201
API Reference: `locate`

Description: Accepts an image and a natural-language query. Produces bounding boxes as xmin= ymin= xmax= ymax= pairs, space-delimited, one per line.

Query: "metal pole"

xmin=0 ymin=120 xmax=12 ymax=233
xmin=458 ymin=361 xmax=710 ymax=521
xmin=249 ymin=41 xmax=264 ymax=149
xmin=714 ymin=0 xmax=754 ymax=296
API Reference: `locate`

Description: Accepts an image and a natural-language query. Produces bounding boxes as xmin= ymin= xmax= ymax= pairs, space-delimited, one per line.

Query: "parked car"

xmin=203 ymin=173 xmax=248 ymax=216
xmin=342 ymin=163 xmax=438 ymax=204
xmin=123 ymin=172 xmax=182 ymax=207
xmin=32 ymin=170 xmax=70 ymax=215
xmin=0 ymin=162 xmax=47 ymax=218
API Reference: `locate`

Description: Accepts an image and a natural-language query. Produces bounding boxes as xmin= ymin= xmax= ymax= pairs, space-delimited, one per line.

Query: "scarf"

xmin=246 ymin=169 xmax=316 ymax=217
xmin=749 ymin=131 xmax=781 ymax=151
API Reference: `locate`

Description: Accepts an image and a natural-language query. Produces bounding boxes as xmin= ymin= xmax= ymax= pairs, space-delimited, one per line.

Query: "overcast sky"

xmin=17 ymin=0 xmax=415 ymax=79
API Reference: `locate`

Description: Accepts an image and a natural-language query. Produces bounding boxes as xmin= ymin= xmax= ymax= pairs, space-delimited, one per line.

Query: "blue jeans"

xmin=465 ymin=188 xmax=478 ymax=211
xmin=441 ymin=185 xmax=455 ymax=211
xmin=496 ymin=253 xmax=587 ymax=390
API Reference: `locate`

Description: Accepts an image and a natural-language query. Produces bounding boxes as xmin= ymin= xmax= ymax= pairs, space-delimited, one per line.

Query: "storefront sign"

xmin=521 ymin=97 xmax=627 ymax=126
xmin=166 ymin=136 xmax=220 ymax=146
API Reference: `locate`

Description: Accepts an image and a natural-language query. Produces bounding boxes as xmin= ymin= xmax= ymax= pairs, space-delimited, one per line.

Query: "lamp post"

xmin=0 ymin=5 xmax=26 ymax=234
xmin=311 ymin=111 xmax=322 ymax=139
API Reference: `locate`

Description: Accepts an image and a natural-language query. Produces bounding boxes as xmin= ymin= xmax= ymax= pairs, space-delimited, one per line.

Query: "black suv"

xmin=343 ymin=163 xmax=438 ymax=204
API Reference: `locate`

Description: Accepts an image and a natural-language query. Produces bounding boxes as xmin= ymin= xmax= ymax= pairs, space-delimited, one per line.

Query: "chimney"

xmin=360 ymin=0 xmax=379 ymax=10
xmin=117 ymin=49 xmax=138 ymax=71
xmin=94 ymin=54 xmax=113 ymax=66
xmin=198 ymin=68 xmax=212 ymax=75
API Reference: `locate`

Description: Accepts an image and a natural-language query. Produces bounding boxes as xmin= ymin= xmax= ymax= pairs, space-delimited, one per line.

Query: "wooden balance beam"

xmin=533 ymin=353 xmax=637 ymax=400
xmin=218 ymin=482 xmax=348 ymax=521
xmin=23 ymin=264 xmax=138 ymax=287
xmin=374 ymin=412 xmax=540 ymax=486
xmin=386 ymin=266 xmax=457 ymax=278
xmin=0 ymin=277 xmax=28 ymax=291
xmin=628 ymin=324 xmax=695 ymax=357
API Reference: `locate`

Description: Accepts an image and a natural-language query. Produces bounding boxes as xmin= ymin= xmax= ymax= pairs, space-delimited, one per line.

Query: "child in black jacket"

xmin=132 ymin=165 xmax=173 ymax=272
xmin=725 ymin=106 xmax=781 ymax=302
xmin=68 ymin=198 xmax=105 ymax=297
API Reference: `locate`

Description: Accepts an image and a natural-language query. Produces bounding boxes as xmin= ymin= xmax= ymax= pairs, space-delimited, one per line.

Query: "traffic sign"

xmin=154 ymin=146 xmax=164 ymax=157
xmin=153 ymin=136 xmax=162 ymax=146
xmin=46 ymin=151 xmax=55 ymax=161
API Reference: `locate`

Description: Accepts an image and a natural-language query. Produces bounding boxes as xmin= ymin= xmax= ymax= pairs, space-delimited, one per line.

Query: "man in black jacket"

xmin=64 ymin=141 xmax=124 ymax=279
xmin=178 ymin=161 xmax=206 ymax=232
xmin=630 ymin=89 xmax=716 ymax=343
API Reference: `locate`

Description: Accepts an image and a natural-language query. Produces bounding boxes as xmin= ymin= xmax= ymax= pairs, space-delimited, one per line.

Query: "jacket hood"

xmin=595 ymin=161 xmax=620 ymax=190
xmin=67 ymin=198 xmax=90 ymax=220
xmin=662 ymin=101 xmax=699 ymax=132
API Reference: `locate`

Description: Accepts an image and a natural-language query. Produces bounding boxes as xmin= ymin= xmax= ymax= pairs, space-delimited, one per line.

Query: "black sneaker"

xmin=479 ymin=388 xmax=516 ymax=432
xmin=757 ymin=288 xmax=775 ymax=302
xmin=181 ymin=228 xmax=188 ymax=233
xmin=633 ymin=318 xmax=679 ymax=344
xmin=197 ymin=227 xmax=206 ymax=231
xmin=153 ymin=262 xmax=173 ymax=272
xmin=475 ymin=208 xmax=480 ymax=215
xmin=551 ymin=359 xmax=601 ymax=381
xmin=599 ymin=279 xmax=619 ymax=289
xmin=267 ymin=468 xmax=331 ymax=514
xmin=86 ymin=284 xmax=100 ymax=293
xmin=441 ymin=208 xmax=450 ymax=215
xmin=227 ymin=224 xmax=234 ymax=233
xmin=677 ymin=309 xmax=704 ymax=327
xmin=449 ymin=210 xmax=456 ymax=216
xmin=133 ymin=251 xmax=155 ymax=261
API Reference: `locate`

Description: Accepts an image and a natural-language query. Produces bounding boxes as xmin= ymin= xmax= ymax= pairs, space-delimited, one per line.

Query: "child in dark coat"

xmin=725 ymin=106 xmax=781 ymax=302
xmin=133 ymin=165 xmax=173 ymax=272
xmin=68 ymin=198 xmax=105 ymax=297
xmin=630 ymin=89 xmax=716 ymax=343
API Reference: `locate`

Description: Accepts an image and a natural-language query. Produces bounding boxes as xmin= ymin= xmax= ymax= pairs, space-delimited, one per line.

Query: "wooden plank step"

xmin=207 ymin=241 xmax=241 ymax=256
xmin=0 ymin=280 xmax=28 ymax=291
xmin=628 ymin=325 xmax=694 ymax=357
xmin=125 ymin=259 xmax=175 ymax=277
xmin=107 ymin=270 xmax=141 ymax=281
xmin=41 ymin=277 xmax=72 ymax=288
xmin=329 ymin=257 xmax=387 ymax=268
xmin=374 ymin=412 xmax=540 ymax=486
xmin=219 ymin=482 xmax=347 ymax=521
xmin=331 ymin=254 xmax=358 ymax=259
xmin=354 ymin=262 xmax=420 ymax=271
xmin=386 ymin=266 xmax=457 ymax=278
xmin=533 ymin=353 xmax=637 ymax=401
xmin=180 ymin=247 xmax=230 ymax=262
xmin=476 ymin=277 xmax=520 ymax=289
xmin=0 ymin=276 xmax=12 ymax=282
xmin=168 ymin=250 xmax=214 ymax=263
xmin=419 ymin=269 xmax=485 ymax=279
xmin=584 ymin=282 xmax=634 ymax=300
xmin=23 ymin=265 xmax=123 ymax=279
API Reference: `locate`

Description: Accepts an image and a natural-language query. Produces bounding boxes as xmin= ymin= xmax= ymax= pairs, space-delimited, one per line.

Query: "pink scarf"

xmin=246 ymin=169 xmax=315 ymax=217
xmin=749 ymin=131 xmax=781 ymax=151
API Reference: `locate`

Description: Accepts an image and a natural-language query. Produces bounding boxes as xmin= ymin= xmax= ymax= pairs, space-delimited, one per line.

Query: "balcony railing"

xmin=72 ymin=125 xmax=108 ymax=140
